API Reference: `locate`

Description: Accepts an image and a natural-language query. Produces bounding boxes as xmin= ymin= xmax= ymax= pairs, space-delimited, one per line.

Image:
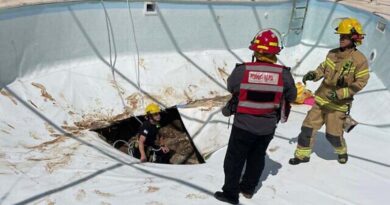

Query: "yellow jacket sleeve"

xmin=312 ymin=61 xmax=326 ymax=82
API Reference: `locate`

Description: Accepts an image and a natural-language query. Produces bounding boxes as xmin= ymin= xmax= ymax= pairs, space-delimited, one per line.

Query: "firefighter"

xmin=289 ymin=18 xmax=370 ymax=165
xmin=137 ymin=103 xmax=170 ymax=163
xmin=215 ymin=29 xmax=297 ymax=204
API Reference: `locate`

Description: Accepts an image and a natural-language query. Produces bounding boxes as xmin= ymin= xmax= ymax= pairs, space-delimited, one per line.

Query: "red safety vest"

xmin=237 ymin=62 xmax=285 ymax=115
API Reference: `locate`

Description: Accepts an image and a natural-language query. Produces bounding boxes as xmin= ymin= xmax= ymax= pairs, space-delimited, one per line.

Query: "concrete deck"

xmin=0 ymin=0 xmax=390 ymax=20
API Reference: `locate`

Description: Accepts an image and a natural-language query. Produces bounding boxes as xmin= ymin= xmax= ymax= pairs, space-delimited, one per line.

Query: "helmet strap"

xmin=351 ymin=34 xmax=364 ymax=46
xmin=146 ymin=112 xmax=160 ymax=124
xmin=340 ymin=34 xmax=356 ymax=50
xmin=254 ymin=52 xmax=277 ymax=64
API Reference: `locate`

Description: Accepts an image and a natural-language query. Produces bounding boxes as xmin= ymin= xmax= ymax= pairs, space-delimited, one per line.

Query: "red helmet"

xmin=249 ymin=29 xmax=282 ymax=55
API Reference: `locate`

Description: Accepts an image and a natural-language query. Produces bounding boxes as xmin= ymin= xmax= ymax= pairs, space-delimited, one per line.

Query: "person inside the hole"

xmin=137 ymin=103 xmax=171 ymax=163
xmin=215 ymin=28 xmax=297 ymax=204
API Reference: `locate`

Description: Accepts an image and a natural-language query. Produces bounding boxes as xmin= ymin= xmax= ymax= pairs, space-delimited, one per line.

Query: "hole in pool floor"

xmin=91 ymin=106 xmax=205 ymax=165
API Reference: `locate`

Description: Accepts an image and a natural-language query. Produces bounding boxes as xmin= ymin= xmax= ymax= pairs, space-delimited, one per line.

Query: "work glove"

xmin=302 ymin=71 xmax=316 ymax=85
xmin=327 ymin=90 xmax=338 ymax=101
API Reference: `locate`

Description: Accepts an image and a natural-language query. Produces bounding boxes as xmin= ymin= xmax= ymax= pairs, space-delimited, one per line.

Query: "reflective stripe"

xmin=315 ymin=96 xmax=348 ymax=112
xmin=257 ymin=45 xmax=269 ymax=50
xmin=326 ymin=58 xmax=336 ymax=67
xmin=335 ymin=146 xmax=347 ymax=155
xmin=355 ymin=69 xmax=369 ymax=78
xmin=254 ymin=40 xmax=260 ymax=44
xmin=241 ymin=84 xmax=283 ymax=92
xmin=326 ymin=62 xmax=335 ymax=70
xmin=295 ymin=148 xmax=312 ymax=159
xmin=238 ymin=101 xmax=279 ymax=109
xmin=343 ymin=88 xmax=349 ymax=99
xmin=349 ymin=66 xmax=356 ymax=73
xmin=269 ymin=42 xmax=278 ymax=46
xmin=246 ymin=65 xmax=283 ymax=73
xmin=326 ymin=58 xmax=335 ymax=70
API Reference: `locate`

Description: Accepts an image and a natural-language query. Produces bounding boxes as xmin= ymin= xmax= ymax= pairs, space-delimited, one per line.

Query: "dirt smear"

xmin=185 ymin=95 xmax=230 ymax=109
xmin=46 ymin=198 xmax=55 ymax=205
xmin=68 ymin=111 xmax=76 ymax=115
xmin=67 ymin=94 xmax=229 ymax=132
xmin=0 ymin=89 xmax=17 ymax=105
xmin=24 ymin=132 xmax=80 ymax=174
xmin=76 ymin=189 xmax=86 ymax=201
xmin=125 ymin=92 xmax=143 ymax=112
xmin=29 ymin=131 xmax=41 ymax=140
xmin=110 ymin=80 xmax=125 ymax=96
xmin=268 ymin=146 xmax=280 ymax=153
xmin=26 ymin=135 xmax=68 ymax=151
xmin=186 ymin=193 xmax=207 ymax=199
xmin=94 ymin=190 xmax=114 ymax=197
xmin=31 ymin=82 xmax=55 ymax=102
xmin=61 ymin=125 xmax=82 ymax=134
xmin=74 ymin=118 xmax=111 ymax=130
xmin=217 ymin=66 xmax=229 ymax=83
xmin=26 ymin=157 xmax=56 ymax=161
xmin=183 ymin=90 xmax=193 ymax=103
xmin=45 ymin=122 xmax=56 ymax=134
xmin=146 ymin=202 xmax=163 ymax=205
xmin=146 ymin=186 xmax=160 ymax=193
xmin=163 ymin=87 xmax=175 ymax=96
xmin=45 ymin=150 xmax=74 ymax=173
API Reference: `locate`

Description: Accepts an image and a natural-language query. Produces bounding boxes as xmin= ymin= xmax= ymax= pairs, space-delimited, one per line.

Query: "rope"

xmin=101 ymin=0 xmax=124 ymax=106
xmin=112 ymin=140 xmax=130 ymax=148
xmin=112 ymin=139 xmax=134 ymax=156
xmin=127 ymin=0 xmax=145 ymax=113
xmin=112 ymin=139 xmax=161 ymax=162
xmin=101 ymin=0 xmax=143 ymax=125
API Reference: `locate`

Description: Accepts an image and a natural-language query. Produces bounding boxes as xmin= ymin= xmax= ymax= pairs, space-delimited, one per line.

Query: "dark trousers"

xmin=222 ymin=126 xmax=273 ymax=199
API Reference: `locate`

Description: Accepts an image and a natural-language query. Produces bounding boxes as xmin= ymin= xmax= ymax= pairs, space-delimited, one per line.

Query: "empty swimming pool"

xmin=1 ymin=0 xmax=390 ymax=204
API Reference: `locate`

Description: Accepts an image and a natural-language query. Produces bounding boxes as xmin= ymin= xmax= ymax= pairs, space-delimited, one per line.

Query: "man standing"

xmin=289 ymin=18 xmax=370 ymax=165
xmin=215 ymin=29 xmax=297 ymax=204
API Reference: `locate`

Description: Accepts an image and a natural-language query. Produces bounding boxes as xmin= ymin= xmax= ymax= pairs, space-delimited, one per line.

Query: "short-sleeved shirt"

xmin=138 ymin=121 xmax=160 ymax=147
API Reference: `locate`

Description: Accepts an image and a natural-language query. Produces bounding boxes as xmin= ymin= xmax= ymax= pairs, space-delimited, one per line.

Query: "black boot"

xmin=338 ymin=154 xmax=348 ymax=164
xmin=289 ymin=157 xmax=310 ymax=165
xmin=240 ymin=190 xmax=253 ymax=199
xmin=214 ymin=191 xmax=239 ymax=204
xmin=239 ymin=185 xmax=253 ymax=199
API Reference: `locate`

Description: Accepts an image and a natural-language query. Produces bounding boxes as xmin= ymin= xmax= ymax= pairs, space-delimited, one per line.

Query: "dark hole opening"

xmin=92 ymin=106 xmax=205 ymax=164
xmin=146 ymin=3 xmax=156 ymax=12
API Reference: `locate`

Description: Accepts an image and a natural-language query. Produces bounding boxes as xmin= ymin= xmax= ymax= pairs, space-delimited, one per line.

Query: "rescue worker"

xmin=289 ymin=18 xmax=370 ymax=165
xmin=215 ymin=29 xmax=297 ymax=204
xmin=137 ymin=103 xmax=170 ymax=163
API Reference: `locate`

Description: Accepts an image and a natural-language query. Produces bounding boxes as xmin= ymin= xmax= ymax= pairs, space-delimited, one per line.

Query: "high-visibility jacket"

xmin=312 ymin=48 xmax=370 ymax=112
xmin=237 ymin=62 xmax=286 ymax=115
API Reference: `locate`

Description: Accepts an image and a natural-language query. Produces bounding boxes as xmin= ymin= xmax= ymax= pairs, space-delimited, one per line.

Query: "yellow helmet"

xmin=145 ymin=103 xmax=161 ymax=115
xmin=335 ymin=18 xmax=364 ymax=35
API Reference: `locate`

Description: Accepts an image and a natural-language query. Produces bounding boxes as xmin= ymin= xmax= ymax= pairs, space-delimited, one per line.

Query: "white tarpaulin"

xmin=1 ymin=1 xmax=390 ymax=204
